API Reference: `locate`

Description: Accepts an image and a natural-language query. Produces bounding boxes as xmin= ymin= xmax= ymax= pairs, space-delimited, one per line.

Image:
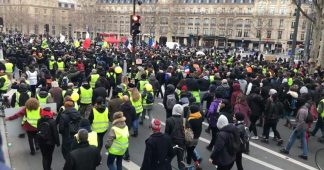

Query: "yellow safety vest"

xmin=15 ymin=92 xmax=31 ymax=108
xmin=191 ymin=91 xmax=201 ymax=103
xmin=131 ymin=96 xmax=143 ymax=114
xmin=0 ymin=75 xmax=9 ymax=91
xmin=25 ymin=108 xmax=41 ymax=128
xmin=49 ymin=60 xmax=56 ymax=70
xmin=80 ymin=87 xmax=92 ymax=104
xmin=288 ymin=78 xmax=293 ymax=87
xmin=57 ymin=62 xmax=64 ymax=71
xmin=91 ymin=108 xmax=109 ymax=133
xmin=139 ymin=80 xmax=149 ymax=92
xmin=5 ymin=63 xmax=13 ymax=73
xmin=74 ymin=131 xmax=98 ymax=147
xmin=108 ymin=126 xmax=129 ymax=156
xmin=209 ymin=76 xmax=214 ymax=83
xmin=37 ymin=94 xmax=49 ymax=104
xmin=320 ymin=99 xmax=324 ymax=118
xmin=90 ymin=74 xmax=100 ymax=89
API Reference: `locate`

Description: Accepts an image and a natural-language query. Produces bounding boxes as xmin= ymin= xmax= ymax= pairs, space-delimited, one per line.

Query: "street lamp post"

xmin=290 ymin=0 xmax=301 ymax=66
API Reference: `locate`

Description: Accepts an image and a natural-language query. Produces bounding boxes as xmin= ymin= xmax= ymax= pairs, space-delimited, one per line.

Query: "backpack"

xmin=305 ymin=109 xmax=314 ymax=124
xmin=184 ymin=127 xmax=194 ymax=146
xmin=69 ymin=116 xmax=81 ymax=135
xmin=37 ymin=120 xmax=52 ymax=140
xmin=146 ymin=92 xmax=154 ymax=104
xmin=236 ymin=124 xmax=250 ymax=154
xmin=166 ymin=94 xmax=176 ymax=110
xmin=170 ymin=117 xmax=185 ymax=145
xmin=227 ymin=127 xmax=241 ymax=155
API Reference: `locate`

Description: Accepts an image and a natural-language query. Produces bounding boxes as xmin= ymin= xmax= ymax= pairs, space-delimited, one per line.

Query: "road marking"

xmin=201 ymin=120 xmax=318 ymax=170
xmin=123 ymin=160 xmax=141 ymax=170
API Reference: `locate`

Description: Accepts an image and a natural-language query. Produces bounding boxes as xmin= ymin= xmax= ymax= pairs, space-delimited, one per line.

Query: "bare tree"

xmin=292 ymin=0 xmax=324 ymax=67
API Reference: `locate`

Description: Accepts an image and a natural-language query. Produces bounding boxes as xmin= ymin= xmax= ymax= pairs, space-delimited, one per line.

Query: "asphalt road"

xmin=3 ymin=98 xmax=324 ymax=170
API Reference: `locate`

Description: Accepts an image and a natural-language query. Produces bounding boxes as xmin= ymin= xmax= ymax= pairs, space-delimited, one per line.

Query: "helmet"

xmin=114 ymin=66 xmax=122 ymax=74
xmin=71 ymin=92 xmax=79 ymax=102
xmin=50 ymin=56 xmax=55 ymax=60
xmin=144 ymin=83 xmax=153 ymax=92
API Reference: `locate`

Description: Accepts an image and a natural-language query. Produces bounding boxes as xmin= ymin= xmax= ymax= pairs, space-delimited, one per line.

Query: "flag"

xmin=102 ymin=41 xmax=109 ymax=48
xmin=41 ymin=39 xmax=49 ymax=49
xmin=59 ymin=34 xmax=65 ymax=43
xmin=148 ymin=38 xmax=154 ymax=47
xmin=83 ymin=32 xmax=91 ymax=49
xmin=152 ymin=41 xmax=158 ymax=49
xmin=124 ymin=39 xmax=129 ymax=48
xmin=74 ymin=40 xmax=80 ymax=48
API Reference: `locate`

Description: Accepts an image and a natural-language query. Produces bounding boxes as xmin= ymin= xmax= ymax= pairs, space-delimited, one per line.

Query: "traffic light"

xmin=0 ymin=17 xmax=3 ymax=27
xmin=130 ymin=15 xmax=141 ymax=36
xmin=44 ymin=24 xmax=49 ymax=33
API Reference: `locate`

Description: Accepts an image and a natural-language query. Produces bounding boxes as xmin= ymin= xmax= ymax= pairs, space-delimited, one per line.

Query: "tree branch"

xmin=291 ymin=0 xmax=315 ymax=23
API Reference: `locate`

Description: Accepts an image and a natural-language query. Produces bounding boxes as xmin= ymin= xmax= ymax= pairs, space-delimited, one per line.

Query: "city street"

xmin=2 ymin=98 xmax=323 ymax=170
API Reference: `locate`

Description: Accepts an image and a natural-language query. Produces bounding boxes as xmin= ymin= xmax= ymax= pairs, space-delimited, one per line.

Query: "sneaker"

xmin=197 ymin=157 xmax=203 ymax=164
xmin=261 ymin=139 xmax=269 ymax=144
xmin=298 ymin=155 xmax=308 ymax=160
xmin=277 ymin=139 xmax=283 ymax=146
xmin=279 ymin=149 xmax=289 ymax=155
xmin=251 ymin=136 xmax=259 ymax=140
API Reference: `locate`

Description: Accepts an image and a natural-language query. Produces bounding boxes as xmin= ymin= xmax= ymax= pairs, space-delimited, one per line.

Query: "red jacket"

xmin=8 ymin=107 xmax=41 ymax=132
xmin=76 ymin=62 xmax=85 ymax=72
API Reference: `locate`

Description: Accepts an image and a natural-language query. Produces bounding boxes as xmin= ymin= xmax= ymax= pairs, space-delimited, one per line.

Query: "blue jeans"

xmin=286 ymin=128 xmax=308 ymax=156
xmin=132 ymin=116 xmax=139 ymax=132
xmin=107 ymin=153 xmax=123 ymax=170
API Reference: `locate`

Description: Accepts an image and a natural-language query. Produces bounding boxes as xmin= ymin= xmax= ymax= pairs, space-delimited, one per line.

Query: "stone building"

xmin=0 ymin=0 xmax=311 ymax=52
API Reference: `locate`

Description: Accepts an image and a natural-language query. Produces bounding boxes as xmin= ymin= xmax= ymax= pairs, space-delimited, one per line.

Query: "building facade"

xmin=0 ymin=0 xmax=311 ymax=52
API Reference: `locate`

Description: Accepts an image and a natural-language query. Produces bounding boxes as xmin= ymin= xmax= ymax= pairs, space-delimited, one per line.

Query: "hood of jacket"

xmin=232 ymin=83 xmax=241 ymax=91
xmin=81 ymin=83 xmax=91 ymax=90
xmin=38 ymin=90 xmax=49 ymax=98
xmin=165 ymin=84 xmax=175 ymax=94
xmin=220 ymin=123 xmax=237 ymax=134
xmin=63 ymin=108 xmax=81 ymax=120
xmin=287 ymin=91 xmax=298 ymax=98
xmin=112 ymin=117 xmax=127 ymax=128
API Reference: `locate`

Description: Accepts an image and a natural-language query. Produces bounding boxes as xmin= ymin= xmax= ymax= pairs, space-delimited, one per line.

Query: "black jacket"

xmin=92 ymin=86 xmax=107 ymax=104
xmin=165 ymin=115 xmax=185 ymax=146
xmin=120 ymin=101 xmax=136 ymax=128
xmin=186 ymin=113 xmax=203 ymax=139
xmin=163 ymin=85 xmax=179 ymax=111
xmin=141 ymin=132 xmax=173 ymax=170
xmin=37 ymin=117 xmax=60 ymax=146
xmin=264 ymin=98 xmax=283 ymax=120
xmin=247 ymin=93 xmax=264 ymax=117
xmin=57 ymin=108 xmax=81 ymax=143
xmin=63 ymin=141 xmax=101 ymax=170
xmin=88 ymin=105 xmax=108 ymax=125
xmin=210 ymin=124 xmax=237 ymax=166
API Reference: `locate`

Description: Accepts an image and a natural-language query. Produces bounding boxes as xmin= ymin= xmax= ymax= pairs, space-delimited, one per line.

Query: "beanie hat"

xmin=269 ymin=89 xmax=277 ymax=96
xmin=189 ymin=104 xmax=200 ymax=113
xmin=181 ymin=85 xmax=188 ymax=91
xmin=217 ymin=115 xmax=229 ymax=129
xmin=150 ymin=119 xmax=161 ymax=132
xmin=299 ymin=86 xmax=308 ymax=94
xmin=235 ymin=112 xmax=245 ymax=121
xmin=172 ymin=104 xmax=183 ymax=116
xmin=79 ymin=119 xmax=92 ymax=132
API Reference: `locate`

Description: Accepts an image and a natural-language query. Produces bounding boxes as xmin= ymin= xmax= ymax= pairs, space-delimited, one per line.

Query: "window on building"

xmin=268 ymin=19 xmax=272 ymax=27
xmin=301 ymin=32 xmax=305 ymax=40
xmin=256 ymin=30 xmax=261 ymax=38
xmin=290 ymin=32 xmax=294 ymax=39
xmin=302 ymin=21 xmax=306 ymax=29
xmin=203 ymin=28 xmax=209 ymax=35
xmin=211 ymin=18 xmax=216 ymax=26
xmin=188 ymin=18 xmax=193 ymax=25
xmin=278 ymin=30 xmax=282 ymax=39
xmin=279 ymin=19 xmax=284 ymax=27
xmin=64 ymin=3 xmax=68 ymax=8
xmin=291 ymin=21 xmax=295 ymax=28
xmin=71 ymin=4 xmax=75 ymax=8
xmin=237 ymin=29 xmax=242 ymax=37
xmin=247 ymin=8 xmax=252 ymax=14
xmin=204 ymin=18 xmax=209 ymax=26
xmin=227 ymin=29 xmax=233 ymax=36
xmin=267 ymin=30 xmax=271 ymax=38
xmin=221 ymin=8 xmax=225 ymax=13
xmin=257 ymin=19 xmax=262 ymax=26
xmin=269 ymin=8 xmax=275 ymax=15
xmin=195 ymin=18 xmax=200 ymax=25
xmin=244 ymin=30 xmax=249 ymax=37
xmin=280 ymin=8 xmax=286 ymax=15
xmin=58 ymin=3 xmax=62 ymax=7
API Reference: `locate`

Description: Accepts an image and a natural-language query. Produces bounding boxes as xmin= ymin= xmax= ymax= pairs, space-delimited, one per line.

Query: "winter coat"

xmin=7 ymin=107 xmax=41 ymax=132
xmin=295 ymin=104 xmax=310 ymax=130
xmin=141 ymin=132 xmax=173 ymax=170
xmin=88 ymin=105 xmax=109 ymax=126
xmin=49 ymin=87 xmax=63 ymax=109
xmin=238 ymin=79 xmax=248 ymax=94
xmin=210 ymin=124 xmax=237 ymax=166
xmin=63 ymin=141 xmax=101 ymax=170
xmin=120 ymin=101 xmax=137 ymax=128
xmin=57 ymin=108 xmax=81 ymax=144
xmin=163 ymin=85 xmax=179 ymax=111
xmin=92 ymin=86 xmax=107 ymax=104
xmin=105 ymin=117 xmax=127 ymax=149
xmin=264 ymin=98 xmax=283 ymax=121
xmin=207 ymin=99 xmax=222 ymax=127
xmin=165 ymin=115 xmax=185 ymax=146
xmin=187 ymin=112 xmax=203 ymax=140
xmin=197 ymin=78 xmax=210 ymax=91
xmin=231 ymin=83 xmax=242 ymax=107
xmin=107 ymin=97 xmax=123 ymax=121
xmin=234 ymin=102 xmax=251 ymax=126
xmin=247 ymin=93 xmax=264 ymax=117
xmin=37 ymin=117 xmax=60 ymax=146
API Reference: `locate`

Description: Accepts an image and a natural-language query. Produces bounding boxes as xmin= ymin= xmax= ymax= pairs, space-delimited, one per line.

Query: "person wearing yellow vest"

xmin=105 ymin=111 xmax=129 ymax=170
xmin=311 ymin=98 xmax=324 ymax=142
xmin=37 ymin=87 xmax=52 ymax=104
xmin=57 ymin=58 xmax=65 ymax=72
xmin=4 ymin=60 xmax=14 ymax=80
xmin=78 ymin=82 xmax=93 ymax=118
xmin=0 ymin=70 xmax=9 ymax=95
xmin=48 ymin=56 xmax=57 ymax=77
xmin=137 ymin=74 xmax=149 ymax=93
xmin=190 ymin=90 xmax=201 ymax=104
xmin=88 ymin=69 xmax=100 ymax=89
xmin=89 ymin=97 xmax=109 ymax=150
xmin=140 ymin=83 xmax=154 ymax=125
xmin=73 ymin=119 xmax=98 ymax=148
xmin=11 ymin=83 xmax=31 ymax=108
xmin=130 ymin=88 xmax=143 ymax=137
xmin=5 ymin=98 xmax=41 ymax=155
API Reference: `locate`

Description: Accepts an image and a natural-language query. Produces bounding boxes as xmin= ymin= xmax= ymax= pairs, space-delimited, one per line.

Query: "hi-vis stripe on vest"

xmin=108 ymin=126 xmax=129 ymax=156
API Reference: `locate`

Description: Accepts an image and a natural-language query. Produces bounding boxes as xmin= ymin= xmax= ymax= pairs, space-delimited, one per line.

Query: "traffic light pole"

xmin=132 ymin=0 xmax=136 ymax=66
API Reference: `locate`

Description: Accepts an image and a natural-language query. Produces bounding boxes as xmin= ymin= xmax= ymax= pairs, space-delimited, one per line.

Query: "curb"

xmin=0 ymin=117 xmax=11 ymax=168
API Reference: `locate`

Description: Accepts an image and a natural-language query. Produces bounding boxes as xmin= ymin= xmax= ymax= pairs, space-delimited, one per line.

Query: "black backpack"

xmin=236 ymin=124 xmax=250 ymax=154
xmin=227 ymin=126 xmax=241 ymax=155
xmin=170 ymin=117 xmax=185 ymax=145
xmin=69 ymin=116 xmax=81 ymax=135
xmin=146 ymin=92 xmax=154 ymax=104
xmin=37 ymin=120 xmax=52 ymax=141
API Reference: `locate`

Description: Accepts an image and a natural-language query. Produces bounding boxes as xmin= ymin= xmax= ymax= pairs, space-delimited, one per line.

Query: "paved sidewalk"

xmin=0 ymin=117 xmax=11 ymax=167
